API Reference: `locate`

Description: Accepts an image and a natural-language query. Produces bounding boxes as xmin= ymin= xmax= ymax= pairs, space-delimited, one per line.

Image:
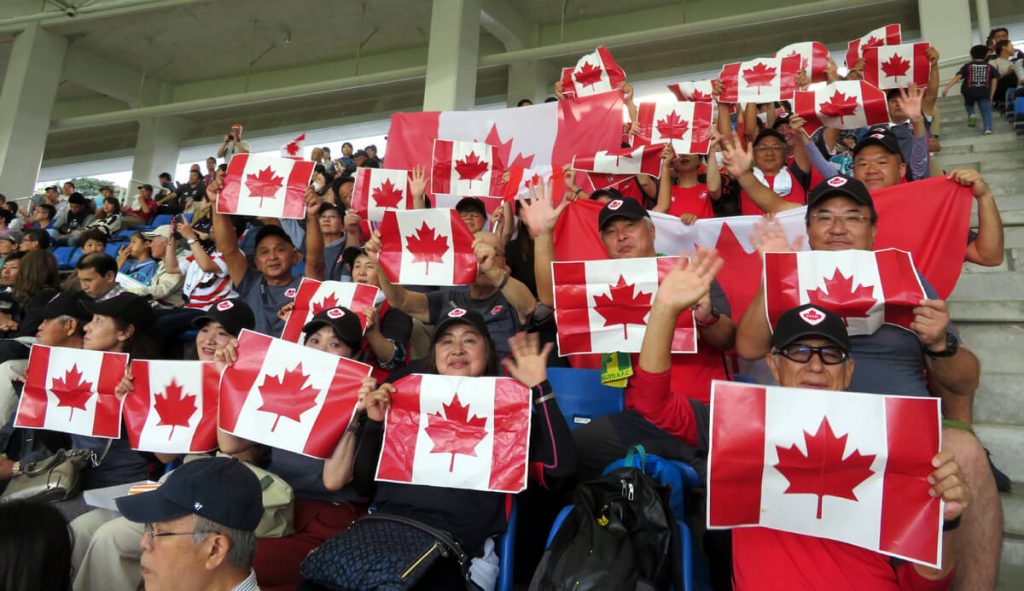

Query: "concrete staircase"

xmin=934 ymin=94 xmax=1024 ymax=588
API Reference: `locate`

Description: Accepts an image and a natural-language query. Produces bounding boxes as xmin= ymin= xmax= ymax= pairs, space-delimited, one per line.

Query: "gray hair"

xmin=192 ymin=515 xmax=256 ymax=571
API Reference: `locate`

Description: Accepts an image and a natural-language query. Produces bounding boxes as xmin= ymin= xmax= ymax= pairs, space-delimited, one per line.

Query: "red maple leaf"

xmin=818 ymin=90 xmax=859 ymax=124
xmin=689 ymin=90 xmax=713 ymax=102
xmin=656 ymin=111 xmax=690 ymax=140
xmin=245 ymin=166 xmax=284 ymax=207
xmin=806 ymin=269 xmax=876 ymax=322
xmin=574 ymin=61 xmax=605 ymax=88
xmin=742 ymin=62 xmax=778 ymax=94
xmin=880 ymin=53 xmax=911 ymax=80
xmin=774 ymin=417 xmax=876 ymax=519
xmin=405 ymin=222 xmax=449 ymax=274
xmin=454 ymin=152 xmax=490 ymax=187
xmin=256 ymin=363 xmax=321 ymax=431
xmin=310 ymin=292 xmax=341 ymax=316
xmin=50 ymin=365 xmax=94 ymax=421
xmin=484 ymin=124 xmax=535 ymax=171
xmin=152 ymin=379 xmax=198 ymax=440
xmin=424 ymin=393 xmax=488 ymax=471
xmin=862 ymin=36 xmax=884 ymax=51
xmin=592 ymin=275 xmax=653 ymax=339
xmin=784 ymin=50 xmax=810 ymax=75
xmin=372 ymin=178 xmax=405 ymax=208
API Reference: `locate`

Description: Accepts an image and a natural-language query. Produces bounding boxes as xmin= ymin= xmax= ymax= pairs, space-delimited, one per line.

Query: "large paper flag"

xmin=794 ymin=80 xmax=891 ymax=134
xmin=862 ymin=43 xmax=931 ymax=90
xmin=218 ymin=153 xmax=315 ymax=219
xmin=280 ymin=278 xmax=380 ymax=342
xmin=378 ymin=208 xmax=478 ymax=286
xmin=552 ymin=256 xmax=697 ymax=355
xmin=846 ymin=24 xmax=902 ymax=69
xmin=708 ymin=380 xmax=943 ymax=567
xmin=15 ymin=345 xmax=128 ymax=439
xmin=719 ymin=56 xmax=803 ymax=104
xmin=667 ymin=79 xmax=715 ymax=102
xmin=352 ymin=167 xmax=412 ymax=222
xmin=431 ymin=140 xmax=505 ymax=198
xmin=376 ymin=373 xmax=532 ymax=493
xmin=763 ymin=248 xmax=925 ymax=336
xmin=123 ymin=360 xmax=219 ymax=453
xmin=219 ymin=330 xmax=373 ymax=459
xmin=633 ymin=101 xmax=715 ymax=155
xmin=775 ymin=41 xmax=832 ymax=82
xmin=560 ymin=46 xmax=626 ymax=99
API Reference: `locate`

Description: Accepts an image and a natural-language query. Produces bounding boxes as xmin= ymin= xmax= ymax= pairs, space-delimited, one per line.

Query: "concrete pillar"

xmin=423 ymin=0 xmax=481 ymax=111
xmin=131 ymin=115 xmax=190 ymax=185
xmin=974 ymin=0 xmax=991 ymax=45
xmin=918 ymin=0 xmax=973 ymax=78
xmin=0 ymin=24 xmax=67 ymax=199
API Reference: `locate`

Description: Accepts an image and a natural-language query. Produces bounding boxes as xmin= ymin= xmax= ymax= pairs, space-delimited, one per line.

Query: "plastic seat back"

xmin=545 ymin=367 xmax=624 ymax=429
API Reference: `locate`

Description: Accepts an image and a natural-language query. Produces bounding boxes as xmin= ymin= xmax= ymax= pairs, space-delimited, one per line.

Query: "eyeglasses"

xmin=754 ymin=145 xmax=785 ymax=153
xmin=777 ymin=344 xmax=849 ymax=365
xmin=143 ymin=523 xmax=220 ymax=543
xmin=808 ymin=212 xmax=870 ymax=226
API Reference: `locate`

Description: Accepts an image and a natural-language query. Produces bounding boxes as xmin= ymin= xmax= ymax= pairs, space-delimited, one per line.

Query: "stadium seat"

xmin=291 ymin=261 xmax=305 ymax=276
xmin=114 ymin=229 xmax=135 ymax=241
xmin=105 ymin=242 xmax=127 ymax=258
xmin=53 ymin=246 xmax=76 ymax=270
xmin=497 ymin=498 xmax=517 ymax=591
xmin=145 ymin=214 xmax=174 ymax=230
xmin=545 ymin=367 xmax=624 ymax=429
xmin=68 ymin=247 xmax=84 ymax=268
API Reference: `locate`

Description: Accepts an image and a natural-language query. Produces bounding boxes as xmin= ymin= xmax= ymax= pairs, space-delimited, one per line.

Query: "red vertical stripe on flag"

xmin=489 ymin=379 xmax=531 ymax=491
xmin=192 ymin=363 xmax=221 ymax=452
xmin=302 ymin=358 xmax=366 ymax=457
xmin=862 ymin=81 xmax=892 ymax=127
xmin=93 ymin=353 xmax=127 ymax=438
xmin=219 ymin=154 xmax=248 ymax=214
xmin=283 ymin=160 xmax=314 ymax=218
xmin=709 ymin=381 xmax=767 ymax=526
xmin=793 ymin=90 xmax=824 ymax=134
xmin=353 ymin=168 xmax=372 ymax=217
xmin=449 ymin=210 xmax=479 ymax=285
xmin=218 ymin=331 xmax=270 ymax=432
xmin=377 ymin=210 xmax=403 ymax=284
xmin=880 ymin=396 xmax=941 ymax=564
xmin=718 ymin=64 xmax=740 ymax=103
xmin=17 ymin=345 xmax=51 ymax=428
xmin=377 ymin=374 xmax=422 ymax=483
xmin=690 ymin=102 xmax=715 ymax=153
xmin=876 ymin=249 xmax=926 ymax=329
xmin=124 ymin=360 xmax=152 ymax=449
xmin=763 ymin=252 xmax=800 ymax=332
xmin=552 ymin=261 xmax=593 ymax=355
xmin=431 ymin=140 xmax=454 ymax=195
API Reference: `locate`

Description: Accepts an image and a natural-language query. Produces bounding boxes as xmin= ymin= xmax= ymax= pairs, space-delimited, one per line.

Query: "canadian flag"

xmin=719 ymin=55 xmax=803 ymax=104
xmin=219 ymin=330 xmax=372 ymax=459
xmin=431 ymin=140 xmax=505 ymax=198
xmin=280 ymin=278 xmax=380 ymax=342
xmin=122 ymin=360 xmax=219 ymax=453
xmin=764 ymin=249 xmax=926 ymax=336
xmin=794 ymin=80 xmax=891 ymax=134
xmin=667 ymin=79 xmax=715 ymax=102
xmin=218 ymin=153 xmax=315 ymax=220
xmin=15 ymin=345 xmax=128 ymax=439
xmin=775 ymin=41 xmax=832 ymax=82
xmin=633 ymin=101 xmax=715 ymax=155
xmin=280 ymin=133 xmax=306 ymax=158
xmin=378 ymin=208 xmax=477 ymax=286
xmin=571 ymin=144 xmax=665 ymax=180
xmin=707 ymin=380 xmax=942 ymax=567
xmin=375 ymin=374 xmax=532 ymax=493
xmin=560 ymin=46 xmax=626 ymax=99
xmin=552 ymin=256 xmax=697 ymax=355
xmin=351 ymin=167 xmax=412 ymax=222
xmin=846 ymin=23 xmax=902 ymax=69
xmin=863 ymin=43 xmax=931 ymax=90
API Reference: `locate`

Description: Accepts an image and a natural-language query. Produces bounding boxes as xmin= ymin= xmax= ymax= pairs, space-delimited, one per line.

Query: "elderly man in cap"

xmin=117 ymin=456 xmax=264 ymax=591
xmin=217 ymin=123 xmax=250 ymax=162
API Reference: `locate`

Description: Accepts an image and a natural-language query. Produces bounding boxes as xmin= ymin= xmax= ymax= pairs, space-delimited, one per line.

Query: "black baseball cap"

xmin=302 ymin=306 xmax=363 ymax=350
xmin=353 ymin=150 xmax=369 ymax=158
xmin=753 ymin=128 xmax=787 ymax=146
xmin=455 ymin=197 xmax=488 ymax=218
xmin=117 ymin=457 xmax=263 ymax=531
xmin=253 ymin=224 xmax=294 ymax=248
xmin=771 ymin=304 xmax=851 ymax=352
xmin=41 ymin=291 xmax=93 ymax=322
xmin=772 ymin=113 xmax=792 ymax=129
xmin=852 ymin=129 xmax=901 ymax=159
xmin=82 ymin=292 xmax=154 ymax=327
xmin=191 ymin=298 xmax=256 ymax=337
xmin=806 ymin=176 xmax=877 ymax=222
xmin=598 ymin=197 xmax=649 ymax=231
xmin=341 ymin=246 xmax=368 ymax=273
xmin=432 ymin=307 xmax=491 ymax=346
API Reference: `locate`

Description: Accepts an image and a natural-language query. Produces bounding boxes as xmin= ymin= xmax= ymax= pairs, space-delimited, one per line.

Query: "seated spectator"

xmin=56 ymin=192 xmax=95 ymax=243
xmin=343 ymin=246 xmax=412 ymax=381
xmin=25 ymin=203 xmax=57 ymax=239
xmin=122 ymin=184 xmax=157 ymax=228
xmin=61 ymin=230 xmax=109 ymax=292
xmin=174 ymin=169 xmax=207 ymax=213
xmin=75 ymin=253 xmax=123 ymax=301
xmin=0 ymin=251 xmax=22 ymax=289
xmin=116 ymin=457 xmax=263 ymax=591
xmin=71 ymin=196 xmax=122 ymax=244
xmin=0 ymin=233 xmax=16 ymax=267
xmin=116 ymin=231 xmax=159 ymax=285
xmin=0 ymin=501 xmax=73 ymax=591
xmin=124 ymin=225 xmax=184 ymax=309
xmin=989 ymin=39 xmax=1020 ymax=110
xmin=653 ymin=141 xmax=722 ymax=222
xmin=19 ymin=228 xmax=50 ymax=252
xmin=4 ymin=202 xmax=22 ymax=233
xmin=0 ymin=249 xmax=60 ymax=346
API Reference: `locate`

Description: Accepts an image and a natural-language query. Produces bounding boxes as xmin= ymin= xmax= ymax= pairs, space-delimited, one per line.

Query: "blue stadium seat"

xmin=291 ymin=261 xmax=305 ymax=277
xmin=68 ymin=248 xmax=84 ymax=268
xmin=53 ymin=246 xmax=76 ymax=270
xmin=105 ymin=242 xmax=127 ymax=258
xmin=183 ymin=213 xmax=194 ymax=223
xmin=145 ymin=214 xmax=174 ymax=230
xmin=497 ymin=498 xmax=517 ymax=591
xmin=545 ymin=367 xmax=624 ymax=429
xmin=114 ymin=229 xmax=135 ymax=241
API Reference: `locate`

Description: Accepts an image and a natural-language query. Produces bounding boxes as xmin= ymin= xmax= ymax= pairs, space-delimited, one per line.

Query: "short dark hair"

xmin=516 ymin=98 xmax=533 ymax=107
xmin=994 ymin=39 xmax=1012 ymax=55
xmin=37 ymin=204 xmax=56 ymax=220
xmin=0 ymin=501 xmax=72 ymax=591
xmin=99 ymin=186 xmax=113 ymax=193
xmin=0 ymin=209 xmax=11 ymax=225
xmin=4 ymin=251 xmax=25 ymax=264
xmin=0 ymin=193 xmax=6 ymax=204
xmin=23 ymin=229 xmax=50 ymax=249
xmin=68 ymin=192 xmax=88 ymax=206
xmin=342 ymin=142 xmax=353 ymax=150
xmin=970 ymin=44 xmax=989 ymax=60
xmin=159 ymin=172 xmax=172 ymax=181
xmin=79 ymin=229 xmax=109 ymax=245
xmin=5 ymin=202 xmax=17 ymax=215
xmin=63 ymin=181 xmax=75 ymax=189
xmin=76 ymin=253 xmax=118 ymax=276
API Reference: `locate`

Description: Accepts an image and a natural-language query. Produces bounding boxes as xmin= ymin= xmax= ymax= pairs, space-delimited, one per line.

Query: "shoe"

xmin=984 ymin=129 xmax=993 ymax=135
xmin=967 ymin=114 xmax=978 ymax=127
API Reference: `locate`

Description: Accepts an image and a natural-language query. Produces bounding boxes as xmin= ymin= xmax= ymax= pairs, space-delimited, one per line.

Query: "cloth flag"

xmin=846 ymin=24 xmax=902 ymax=69
xmin=376 ymin=373 xmax=532 ymax=493
xmin=378 ymin=208 xmax=477 ymax=286
xmin=719 ymin=56 xmax=802 ymax=104
xmin=431 ymin=140 xmax=505 ymax=198
xmin=552 ymin=257 xmax=697 ymax=355
xmin=794 ymin=80 xmax=891 ymax=134
xmin=775 ymin=41 xmax=832 ymax=82
xmin=219 ymin=330 xmax=372 ymax=459
xmin=863 ymin=43 xmax=931 ymax=90
xmin=123 ymin=360 xmax=219 ymax=453
xmin=571 ymin=144 xmax=665 ymax=180
xmin=707 ymin=380 xmax=942 ymax=567
xmin=280 ymin=133 xmax=306 ymax=158
xmin=218 ymin=153 xmax=315 ymax=219
xmin=15 ymin=345 xmax=128 ymax=439
xmin=764 ymin=249 xmax=926 ymax=336
xmin=560 ymin=46 xmax=626 ymax=99
xmin=633 ymin=101 xmax=715 ymax=155
xmin=280 ymin=278 xmax=380 ymax=342
xmin=351 ymin=167 xmax=413 ymax=222
xmin=667 ymin=79 xmax=715 ymax=102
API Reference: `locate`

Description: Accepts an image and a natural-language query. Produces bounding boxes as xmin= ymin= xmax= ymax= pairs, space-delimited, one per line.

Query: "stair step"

xmin=973 ymin=373 xmax=1024 ymax=425
xmin=937 ymin=153 xmax=1024 ymax=173
xmin=938 ymin=135 xmax=1021 ymax=153
xmin=973 ymin=423 xmax=1024 ymax=483
xmin=951 ymin=274 xmax=1024 ymax=304
xmin=1003 ymin=536 xmax=1024 ymax=570
xmin=949 ymin=300 xmax=1024 ymax=320
xmin=996 ymin=561 xmax=1024 ymax=589
xmin=1001 ymin=484 xmax=1024 ymax=536
xmin=955 ymin=323 xmax=1024 ymax=375
xmin=1004 ymin=227 xmax=1024 ymax=249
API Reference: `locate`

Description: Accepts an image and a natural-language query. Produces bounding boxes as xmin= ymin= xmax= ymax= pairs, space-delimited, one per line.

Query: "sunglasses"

xmin=777 ymin=344 xmax=849 ymax=365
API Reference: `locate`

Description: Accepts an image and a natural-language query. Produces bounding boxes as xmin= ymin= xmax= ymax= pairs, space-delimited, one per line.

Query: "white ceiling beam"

xmin=479 ymin=0 xmax=534 ymax=50
xmin=0 ymin=0 xmax=214 ymax=34
xmin=62 ymin=47 xmax=153 ymax=106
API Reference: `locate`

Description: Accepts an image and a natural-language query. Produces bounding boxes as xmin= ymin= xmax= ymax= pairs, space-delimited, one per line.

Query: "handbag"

xmin=300 ymin=512 xmax=471 ymax=591
xmin=0 ymin=441 xmax=112 ymax=504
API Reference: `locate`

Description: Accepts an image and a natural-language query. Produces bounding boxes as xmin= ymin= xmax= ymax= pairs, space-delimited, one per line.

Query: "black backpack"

xmin=530 ymin=450 xmax=681 ymax=591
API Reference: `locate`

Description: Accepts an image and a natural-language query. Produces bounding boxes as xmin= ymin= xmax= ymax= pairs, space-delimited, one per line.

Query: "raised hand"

xmin=304 ymin=186 xmax=322 ymax=217
xmin=276 ymin=301 xmax=295 ymax=322
xmin=751 ymin=215 xmax=804 ymax=254
xmin=653 ymin=246 xmax=724 ymax=313
xmin=502 ymin=331 xmax=555 ymax=389
xmin=946 ymin=169 xmax=992 ymax=199
xmin=719 ymin=132 xmax=754 ymax=179
xmin=472 ymin=238 xmax=498 ymax=273
xmin=408 ymin=165 xmax=427 ymax=203
xmin=363 ymin=306 xmax=378 ymax=332
xmin=518 ymin=176 xmax=569 ymax=238
xmin=895 ymin=85 xmax=923 ymax=121
xmin=363 ymin=229 xmax=383 ymax=261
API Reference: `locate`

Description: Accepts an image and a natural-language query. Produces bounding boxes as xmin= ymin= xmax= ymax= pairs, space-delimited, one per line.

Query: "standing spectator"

xmin=122 ymin=185 xmax=157 ymax=228
xmin=336 ymin=141 xmax=355 ymax=171
xmin=204 ymin=156 xmax=218 ymax=185
xmin=943 ymin=45 xmax=999 ymax=135
xmin=989 ymin=40 xmax=1020 ymax=110
xmin=364 ymin=144 xmax=381 ymax=167
xmin=216 ymin=123 xmax=250 ymax=163
xmin=653 ymin=142 xmax=722 ymax=222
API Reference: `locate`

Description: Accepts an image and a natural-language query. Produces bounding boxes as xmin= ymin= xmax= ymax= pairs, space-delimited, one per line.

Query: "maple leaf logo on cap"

xmin=326 ymin=308 xmax=344 ymax=319
xmin=448 ymin=308 xmax=467 ymax=318
xmin=607 ymin=199 xmax=623 ymax=211
xmin=799 ymin=307 xmax=826 ymax=326
xmin=490 ymin=305 xmax=503 ymax=316
xmin=827 ymin=177 xmax=848 ymax=188
xmin=217 ymin=301 xmax=234 ymax=311
xmin=285 ymin=288 xmax=297 ymax=298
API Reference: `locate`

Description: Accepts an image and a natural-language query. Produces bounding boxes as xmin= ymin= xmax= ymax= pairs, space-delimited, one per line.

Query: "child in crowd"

xmin=942 ymin=44 xmax=999 ymax=134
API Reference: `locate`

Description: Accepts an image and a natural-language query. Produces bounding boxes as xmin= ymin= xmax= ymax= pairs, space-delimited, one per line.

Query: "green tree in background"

xmin=67 ymin=177 xmax=124 ymax=196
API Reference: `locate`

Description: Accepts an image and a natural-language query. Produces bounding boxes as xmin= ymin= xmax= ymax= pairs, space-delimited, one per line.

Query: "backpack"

xmin=530 ymin=446 xmax=682 ymax=591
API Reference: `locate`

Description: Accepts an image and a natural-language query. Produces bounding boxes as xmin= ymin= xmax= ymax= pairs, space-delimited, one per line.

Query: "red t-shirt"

xmin=668 ymin=184 xmax=714 ymax=219
xmin=739 ymin=162 xmax=808 ymax=216
xmin=615 ymin=178 xmax=647 ymax=203
xmin=733 ymin=528 xmax=952 ymax=591
xmin=622 ymin=365 xmax=699 ymax=445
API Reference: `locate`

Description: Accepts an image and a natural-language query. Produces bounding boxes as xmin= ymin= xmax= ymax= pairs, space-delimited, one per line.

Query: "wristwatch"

xmin=186 ymin=238 xmax=199 ymax=245
xmin=925 ymin=332 xmax=960 ymax=358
